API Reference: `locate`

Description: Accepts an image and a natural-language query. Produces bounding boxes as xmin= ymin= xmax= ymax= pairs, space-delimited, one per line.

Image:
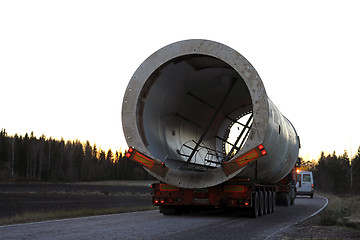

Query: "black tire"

xmin=267 ymin=191 xmax=272 ymax=214
xmin=272 ymin=191 xmax=276 ymax=213
xmin=310 ymin=194 xmax=314 ymax=199
xmin=258 ymin=191 xmax=264 ymax=216
xmin=251 ymin=191 xmax=259 ymax=218
xmin=264 ymin=191 xmax=268 ymax=215
xmin=290 ymin=187 xmax=296 ymax=205
xmin=284 ymin=193 xmax=290 ymax=206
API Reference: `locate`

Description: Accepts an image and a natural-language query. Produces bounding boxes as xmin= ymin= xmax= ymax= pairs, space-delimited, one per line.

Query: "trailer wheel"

xmin=267 ymin=191 xmax=272 ymax=214
xmin=258 ymin=191 xmax=264 ymax=216
xmin=264 ymin=191 xmax=269 ymax=215
xmin=284 ymin=193 xmax=290 ymax=206
xmin=271 ymin=191 xmax=276 ymax=213
xmin=290 ymin=187 xmax=296 ymax=205
xmin=276 ymin=192 xmax=290 ymax=206
xmin=251 ymin=192 xmax=259 ymax=218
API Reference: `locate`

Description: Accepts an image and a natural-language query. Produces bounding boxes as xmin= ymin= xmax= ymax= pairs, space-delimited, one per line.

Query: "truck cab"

xmin=296 ymin=171 xmax=314 ymax=198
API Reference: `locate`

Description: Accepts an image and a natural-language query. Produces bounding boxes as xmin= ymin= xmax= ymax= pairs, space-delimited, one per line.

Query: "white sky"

xmin=1 ymin=0 xmax=359 ymax=160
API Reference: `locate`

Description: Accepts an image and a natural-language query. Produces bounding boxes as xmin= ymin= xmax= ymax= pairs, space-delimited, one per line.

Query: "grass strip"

xmin=0 ymin=205 xmax=157 ymax=226
xmin=306 ymin=193 xmax=360 ymax=229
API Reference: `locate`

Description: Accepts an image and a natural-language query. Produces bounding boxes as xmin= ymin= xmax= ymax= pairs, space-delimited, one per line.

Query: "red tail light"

xmin=125 ymin=148 xmax=134 ymax=158
xmin=258 ymin=144 xmax=267 ymax=156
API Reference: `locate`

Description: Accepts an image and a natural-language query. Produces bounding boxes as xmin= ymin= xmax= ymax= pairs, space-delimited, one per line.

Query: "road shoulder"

xmin=269 ymin=221 xmax=360 ymax=239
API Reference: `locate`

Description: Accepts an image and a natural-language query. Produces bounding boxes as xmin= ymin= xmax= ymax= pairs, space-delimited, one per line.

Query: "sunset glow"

xmin=1 ymin=1 xmax=359 ymax=161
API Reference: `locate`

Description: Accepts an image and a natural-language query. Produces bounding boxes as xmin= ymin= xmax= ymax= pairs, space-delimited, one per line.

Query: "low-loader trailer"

xmin=125 ymin=146 xmax=297 ymax=217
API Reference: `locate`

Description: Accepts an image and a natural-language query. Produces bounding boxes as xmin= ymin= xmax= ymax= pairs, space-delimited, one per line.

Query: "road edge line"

xmin=264 ymin=194 xmax=329 ymax=240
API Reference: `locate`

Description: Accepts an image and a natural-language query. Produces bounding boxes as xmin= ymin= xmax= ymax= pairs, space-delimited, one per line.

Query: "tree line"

xmin=1 ymin=128 xmax=359 ymax=194
xmin=301 ymin=148 xmax=360 ymax=195
xmin=0 ymin=129 xmax=154 ymax=182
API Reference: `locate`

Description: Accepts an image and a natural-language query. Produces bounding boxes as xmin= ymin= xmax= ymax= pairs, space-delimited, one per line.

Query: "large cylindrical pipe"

xmin=122 ymin=39 xmax=300 ymax=188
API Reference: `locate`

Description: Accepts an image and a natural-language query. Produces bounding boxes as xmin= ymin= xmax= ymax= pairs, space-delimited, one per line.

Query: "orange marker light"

xmin=128 ymin=148 xmax=134 ymax=153
xmin=125 ymin=152 xmax=131 ymax=158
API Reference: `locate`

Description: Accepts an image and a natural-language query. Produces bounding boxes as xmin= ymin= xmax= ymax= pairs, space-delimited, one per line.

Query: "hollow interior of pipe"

xmin=137 ymin=54 xmax=253 ymax=172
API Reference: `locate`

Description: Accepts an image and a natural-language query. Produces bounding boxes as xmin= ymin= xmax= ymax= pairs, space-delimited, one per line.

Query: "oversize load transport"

xmin=122 ymin=39 xmax=300 ymax=217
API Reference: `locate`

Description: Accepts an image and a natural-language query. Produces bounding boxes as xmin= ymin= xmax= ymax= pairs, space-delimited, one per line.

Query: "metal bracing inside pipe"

xmin=185 ymin=78 xmax=236 ymax=163
xmin=224 ymin=113 xmax=253 ymax=161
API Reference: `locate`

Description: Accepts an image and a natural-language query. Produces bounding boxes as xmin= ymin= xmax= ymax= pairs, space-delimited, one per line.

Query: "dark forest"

xmin=0 ymin=129 xmax=153 ymax=182
xmin=1 ymin=128 xmax=360 ymax=195
xmin=303 ymin=148 xmax=360 ymax=195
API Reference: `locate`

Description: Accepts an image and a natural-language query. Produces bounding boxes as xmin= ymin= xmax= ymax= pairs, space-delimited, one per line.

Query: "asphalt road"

xmin=0 ymin=195 xmax=327 ymax=240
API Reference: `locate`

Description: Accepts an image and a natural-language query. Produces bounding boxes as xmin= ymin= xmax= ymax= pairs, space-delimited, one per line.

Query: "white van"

xmin=296 ymin=171 xmax=314 ymax=198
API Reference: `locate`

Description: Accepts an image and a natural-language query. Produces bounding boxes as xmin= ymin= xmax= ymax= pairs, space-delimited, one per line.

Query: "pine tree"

xmin=352 ymin=146 xmax=360 ymax=193
xmin=315 ymin=151 xmax=351 ymax=194
xmin=0 ymin=129 xmax=10 ymax=178
xmin=82 ymin=141 xmax=92 ymax=181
